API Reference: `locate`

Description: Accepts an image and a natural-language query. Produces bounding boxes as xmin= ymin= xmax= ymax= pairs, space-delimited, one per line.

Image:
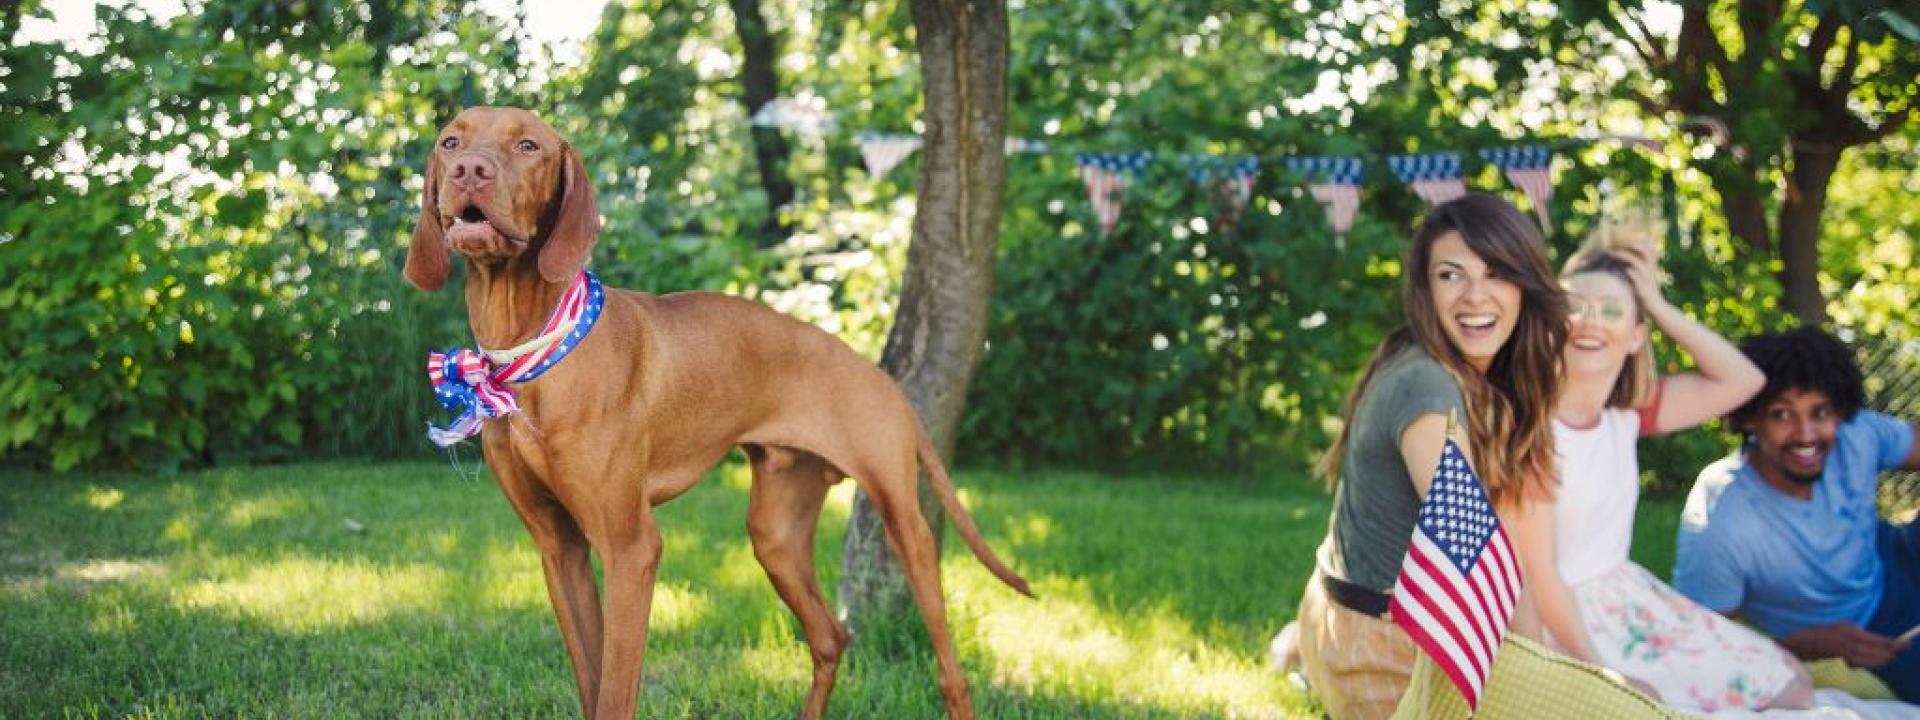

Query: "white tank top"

xmin=1552 ymin=408 xmax=1642 ymax=586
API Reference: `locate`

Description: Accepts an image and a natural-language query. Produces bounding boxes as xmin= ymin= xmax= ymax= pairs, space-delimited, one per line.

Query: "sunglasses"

xmin=1567 ymin=295 xmax=1635 ymax=326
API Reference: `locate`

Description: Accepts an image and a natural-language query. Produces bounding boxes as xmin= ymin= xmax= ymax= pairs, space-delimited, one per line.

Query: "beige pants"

xmin=1298 ymin=571 xmax=1418 ymax=720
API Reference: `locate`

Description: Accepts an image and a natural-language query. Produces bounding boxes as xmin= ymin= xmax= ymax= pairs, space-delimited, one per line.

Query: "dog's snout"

xmin=448 ymin=154 xmax=499 ymax=191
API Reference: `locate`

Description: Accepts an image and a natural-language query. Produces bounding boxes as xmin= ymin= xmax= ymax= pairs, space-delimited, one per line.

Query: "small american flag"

xmin=1481 ymin=146 xmax=1555 ymax=231
xmin=1388 ymin=437 xmax=1523 ymax=714
xmin=1077 ymin=152 xmax=1152 ymax=235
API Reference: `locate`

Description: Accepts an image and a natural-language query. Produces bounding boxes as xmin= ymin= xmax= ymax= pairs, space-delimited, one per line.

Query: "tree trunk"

xmin=729 ymin=0 xmax=795 ymax=247
xmin=1778 ymin=142 xmax=1841 ymax=326
xmin=1720 ymin=186 xmax=1773 ymax=256
xmin=839 ymin=0 xmax=1008 ymax=632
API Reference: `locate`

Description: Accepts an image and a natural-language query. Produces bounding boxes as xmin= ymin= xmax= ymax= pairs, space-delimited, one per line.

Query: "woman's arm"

xmin=1614 ymin=240 xmax=1765 ymax=433
xmin=1507 ymin=500 xmax=1602 ymax=663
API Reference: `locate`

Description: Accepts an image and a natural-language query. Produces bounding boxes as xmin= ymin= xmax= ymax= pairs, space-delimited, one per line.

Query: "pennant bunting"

xmin=855 ymin=132 xmax=923 ymax=179
xmin=1005 ymin=137 xmax=1051 ymax=155
xmin=1388 ymin=437 xmax=1524 ymax=714
xmin=749 ymin=96 xmax=837 ymax=135
xmin=1286 ymin=156 xmax=1364 ymax=235
xmin=1186 ymin=154 xmax=1260 ymax=226
xmin=1480 ymin=145 xmax=1555 ymax=230
xmin=1388 ymin=152 xmax=1467 ymax=207
xmin=1076 ymin=152 xmax=1153 ymax=235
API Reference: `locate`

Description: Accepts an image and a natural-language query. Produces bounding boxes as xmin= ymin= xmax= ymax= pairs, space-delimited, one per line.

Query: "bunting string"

xmin=747 ymin=95 xmax=1687 ymax=238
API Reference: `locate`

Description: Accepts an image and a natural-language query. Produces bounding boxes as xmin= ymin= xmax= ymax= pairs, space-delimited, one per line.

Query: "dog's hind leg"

xmin=744 ymin=444 xmax=851 ymax=720
xmin=858 ymin=455 xmax=976 ymax=720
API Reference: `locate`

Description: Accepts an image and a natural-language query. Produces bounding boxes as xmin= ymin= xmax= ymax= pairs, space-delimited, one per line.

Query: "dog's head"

xmin=404 ymin=106 xmax=600 ymax=291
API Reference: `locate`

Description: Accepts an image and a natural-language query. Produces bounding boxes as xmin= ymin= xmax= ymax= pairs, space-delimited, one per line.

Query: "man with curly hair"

xmin=1675 ymin=327 xmax=1920 ymax=701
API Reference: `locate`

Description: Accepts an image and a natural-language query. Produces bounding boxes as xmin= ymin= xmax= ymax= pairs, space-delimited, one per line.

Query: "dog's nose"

xmin=449 ymin=154 xmax=499 ymax=191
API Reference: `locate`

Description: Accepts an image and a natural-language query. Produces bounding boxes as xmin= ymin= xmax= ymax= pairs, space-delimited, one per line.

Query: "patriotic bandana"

xmin=426 ymin=270 xmax=606 ymax=447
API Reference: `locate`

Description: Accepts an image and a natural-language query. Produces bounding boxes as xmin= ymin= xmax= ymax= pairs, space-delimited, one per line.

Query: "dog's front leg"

xmin=593 ymin=509 xmax=664 ymax=720
xmin=486 ymin=449 xmax=607 ymax=718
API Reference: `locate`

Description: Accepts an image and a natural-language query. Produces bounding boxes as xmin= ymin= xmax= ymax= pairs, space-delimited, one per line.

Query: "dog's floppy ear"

xmin=404 ymin=151 xmax=449 ymax=291
xmin=538 ymin=142 xmax=600 ymax=284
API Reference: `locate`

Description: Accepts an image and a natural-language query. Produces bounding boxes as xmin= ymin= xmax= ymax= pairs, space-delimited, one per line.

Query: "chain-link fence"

xmin=1860 ymin=334 xmax=1920 ymax=520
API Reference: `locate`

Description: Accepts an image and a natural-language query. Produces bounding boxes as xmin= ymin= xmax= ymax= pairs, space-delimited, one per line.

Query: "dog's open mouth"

xmin=445 ymin=202 xmax=518 ymax=252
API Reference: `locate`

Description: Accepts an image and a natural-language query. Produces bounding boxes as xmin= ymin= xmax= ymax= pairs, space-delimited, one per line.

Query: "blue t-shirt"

xmin=1674 ymin=410 xmax=1915 ymax=639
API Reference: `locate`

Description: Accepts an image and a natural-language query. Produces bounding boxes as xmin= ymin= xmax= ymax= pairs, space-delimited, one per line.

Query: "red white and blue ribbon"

xmin=1481 ymin=145 xmax=1556 ymax=230
xmin=1286 ymin=156 xmax=1364 ymax=235
xmin=1076 ymin=151 xmax=1153 ymax=235
xmin=426 ymin=270 xmax=605 ymax=447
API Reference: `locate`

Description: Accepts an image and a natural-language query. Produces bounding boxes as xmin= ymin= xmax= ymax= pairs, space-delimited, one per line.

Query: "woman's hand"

xmin=1609 ymin=237 xmax=1666 ymax=310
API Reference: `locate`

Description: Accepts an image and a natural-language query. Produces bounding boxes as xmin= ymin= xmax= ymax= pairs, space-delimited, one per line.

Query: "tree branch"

xmin=1805 ymin=9 xmax=1841 ymax=73
xmin=1831 ymin=31 xmax=1862 ymax=103
xmin=1859 ymin=106 xmax=1915 ymax=144
xmin=1623 ymin=7 xmax=1669 ymax=66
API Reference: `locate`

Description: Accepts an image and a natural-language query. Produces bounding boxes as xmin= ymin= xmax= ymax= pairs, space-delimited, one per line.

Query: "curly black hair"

xmin=1728 ymin=327 xmax=1866 ymax=428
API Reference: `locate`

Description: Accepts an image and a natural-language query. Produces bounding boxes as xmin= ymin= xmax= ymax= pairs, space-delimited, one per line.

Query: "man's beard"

xmin=1784 ymin=467 xmax=1823 ymax=485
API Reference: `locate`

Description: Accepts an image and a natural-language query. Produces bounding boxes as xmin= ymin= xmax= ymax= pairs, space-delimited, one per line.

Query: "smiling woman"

xmin=1293 ymin=193 xmax=1568 ymax=720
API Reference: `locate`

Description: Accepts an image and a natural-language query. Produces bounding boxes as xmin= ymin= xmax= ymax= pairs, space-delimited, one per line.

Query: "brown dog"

xmin=403 ymin=106 xmax=1030 ymax=719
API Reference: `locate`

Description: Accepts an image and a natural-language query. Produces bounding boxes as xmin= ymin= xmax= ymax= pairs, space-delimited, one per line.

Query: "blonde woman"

xmin=1511 ymin=217 xmax=1814 ymax=713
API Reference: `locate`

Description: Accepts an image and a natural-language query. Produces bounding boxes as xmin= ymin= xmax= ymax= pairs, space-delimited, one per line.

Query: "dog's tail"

xmin=917 ymin=431 xmax=1034 ymax=598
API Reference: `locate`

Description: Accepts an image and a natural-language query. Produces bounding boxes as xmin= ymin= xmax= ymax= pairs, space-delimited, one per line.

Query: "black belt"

xmin=1322 ymin=573 xmax=1391 ymax=618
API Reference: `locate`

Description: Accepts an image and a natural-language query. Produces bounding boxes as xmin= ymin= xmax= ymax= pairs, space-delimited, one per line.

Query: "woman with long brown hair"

xmin=1293 ymin=193 xmax=1567 ymax=719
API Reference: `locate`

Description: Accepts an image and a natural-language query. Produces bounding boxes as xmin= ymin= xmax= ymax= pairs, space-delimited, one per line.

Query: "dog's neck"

xmin=462 ymin=258 xmax=572 ymax=350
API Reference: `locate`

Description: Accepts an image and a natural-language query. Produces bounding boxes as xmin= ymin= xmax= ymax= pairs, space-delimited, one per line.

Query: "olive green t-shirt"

xmin=1315 ymin=346 xmax=1466 ymax=593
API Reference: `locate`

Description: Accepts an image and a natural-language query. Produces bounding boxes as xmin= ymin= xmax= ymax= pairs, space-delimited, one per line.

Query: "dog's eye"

xmin=515 ymin=139 xmax=539 ymax=153
xmin=440 ymin=136 xmax=460 ymax=150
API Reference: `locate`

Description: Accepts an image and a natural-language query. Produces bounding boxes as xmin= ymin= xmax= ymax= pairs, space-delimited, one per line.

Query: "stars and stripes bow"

xmin=1388 ymin=437 xmax=1523 ymax=714
xmin=1076 ymin=151 xmax=1153 ymax=235
xmin=1481 ymin=145 xmax=1556 ymax=230
xmin=1388 ymin=152 xmax=1467 ymax=207
xmin=1286 ymin=156 xmax=1364 ymax=235
xmin=425 ymin=270 xmax=606 ymax=447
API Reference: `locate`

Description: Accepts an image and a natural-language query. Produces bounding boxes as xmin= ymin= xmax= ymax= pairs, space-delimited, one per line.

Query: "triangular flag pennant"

xmin=1186 ymin=154 xmax=1260 ymax=228
xmin=1480 ymin=145 xmax=1555 ymax=230
xmin=1286 ymin=156 xmax=1364 ymax=235
xmin=1005 ymin=137 xmax=1051 ymax=155
xmin=1387 ymin=152 xmax=1467 ymax=207
xmin=856 ymin=132 xmax=922 ymax=179
xmin=1076 ymin=152 xmax=1153 ymax=235
xmin=749 ymin=96 xmax=836 ymax=135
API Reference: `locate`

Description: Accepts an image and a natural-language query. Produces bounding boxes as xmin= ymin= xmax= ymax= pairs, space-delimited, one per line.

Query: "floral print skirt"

xmin=1573 ymin=562 xmax=1803 ymax=713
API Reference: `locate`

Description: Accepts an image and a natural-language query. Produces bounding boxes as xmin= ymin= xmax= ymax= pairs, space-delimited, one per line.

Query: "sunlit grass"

xmin=0 ymin=459 xmax=1686 ymax=718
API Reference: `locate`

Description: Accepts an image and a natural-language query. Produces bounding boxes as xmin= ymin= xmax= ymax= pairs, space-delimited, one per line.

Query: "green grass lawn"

xmin=0 ymin=460 xmax=1689 ymax=719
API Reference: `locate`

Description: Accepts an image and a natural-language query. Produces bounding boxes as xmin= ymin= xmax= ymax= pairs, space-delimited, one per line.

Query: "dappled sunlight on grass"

xmin=709 ymin=543 xmax=773 ymax=590
xmin=84 ymin=486 xmax=125 ymax=510
xmin=221 ymin=495 xmax=298 ymax=528
xmin=173 ymin=555 xmax=452 ymax=632
xmin=950 ymin=564 xmax=1298 ymax=717
xmin=476 ymin=542 xmax=547 ymax=610
xmin=3 ymin=461 xmax=1340 ymax=717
